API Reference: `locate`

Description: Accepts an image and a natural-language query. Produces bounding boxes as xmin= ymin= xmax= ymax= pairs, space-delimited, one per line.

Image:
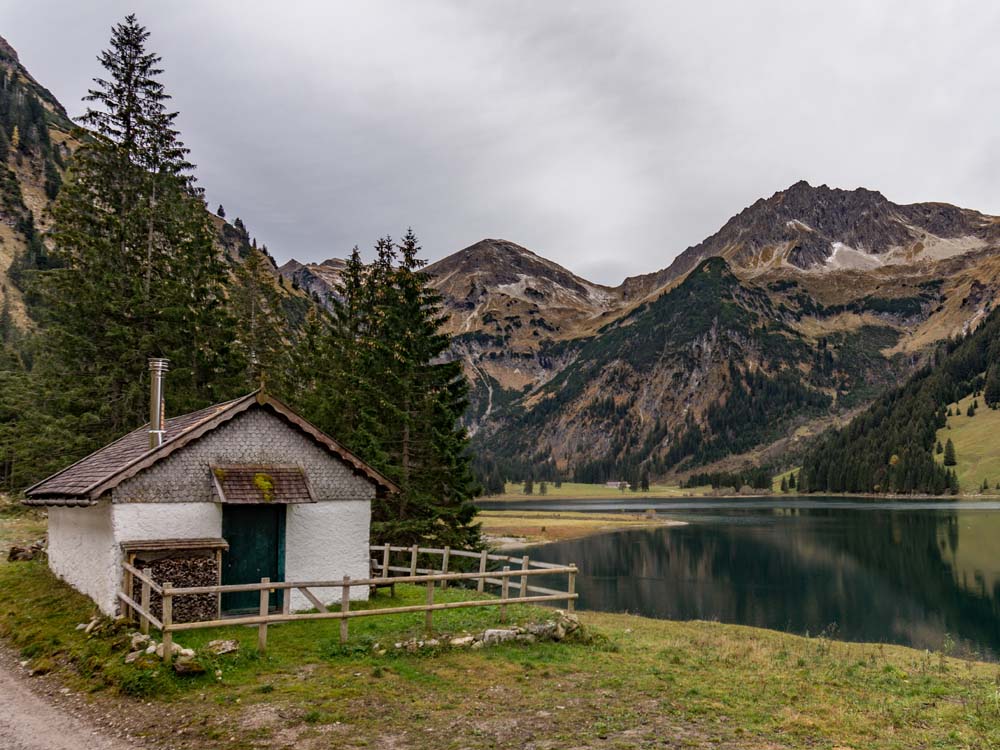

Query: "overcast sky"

xmin=4 ymin=1 xmax=1000 ymax=284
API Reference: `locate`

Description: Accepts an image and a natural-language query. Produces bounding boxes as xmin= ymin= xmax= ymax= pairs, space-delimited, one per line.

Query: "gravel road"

xmin=0 ymin=649 xmax=136 ymax=750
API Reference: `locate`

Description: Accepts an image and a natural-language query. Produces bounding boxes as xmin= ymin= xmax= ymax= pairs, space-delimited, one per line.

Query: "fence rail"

xmin=118 ymin=544 xmax=577 ymax=663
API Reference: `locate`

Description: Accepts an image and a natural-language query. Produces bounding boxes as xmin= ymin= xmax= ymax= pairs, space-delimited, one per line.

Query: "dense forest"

xmin=800 ymin=305 xmax=1000 ymax=495
xmin=0 ymin=16 xmax=479 ymax=546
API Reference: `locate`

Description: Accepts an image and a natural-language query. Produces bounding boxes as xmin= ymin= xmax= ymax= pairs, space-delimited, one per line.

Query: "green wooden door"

xmin=221 ymin=505 xmax=285 ymax=613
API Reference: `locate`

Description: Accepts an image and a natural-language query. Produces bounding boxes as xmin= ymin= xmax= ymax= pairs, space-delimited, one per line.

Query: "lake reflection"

xmin=481 ymin=498 xmax=1000 ymax=659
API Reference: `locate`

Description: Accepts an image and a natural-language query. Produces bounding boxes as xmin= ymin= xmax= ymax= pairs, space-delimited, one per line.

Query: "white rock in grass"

xmin=155 ymin=642 xmax=184 ymax=658
xmin=481 ymin=629 xmax=518 ymax=645
xmin=207 ymin=639 xmax=239 ymax=656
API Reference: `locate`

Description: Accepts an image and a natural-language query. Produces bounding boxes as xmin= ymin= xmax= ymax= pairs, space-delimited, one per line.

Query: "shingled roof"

xmin=211 ymin=465 xmax=315 ymax=504
xmin=24 ymin=392 xmax=398 ymax=506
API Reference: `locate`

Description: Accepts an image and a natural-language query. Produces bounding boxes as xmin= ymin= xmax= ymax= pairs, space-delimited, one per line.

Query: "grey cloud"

xmin=3 ymin=1 xmax=999 ymax=283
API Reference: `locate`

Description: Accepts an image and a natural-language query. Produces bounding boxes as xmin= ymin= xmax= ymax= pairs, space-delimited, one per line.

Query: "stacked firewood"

xmin=131 ymin=555 xmax=218 ymax=623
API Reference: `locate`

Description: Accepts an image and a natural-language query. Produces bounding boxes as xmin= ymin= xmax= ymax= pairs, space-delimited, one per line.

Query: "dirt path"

xmin=0 ymin=648 xmax=137 ymax=750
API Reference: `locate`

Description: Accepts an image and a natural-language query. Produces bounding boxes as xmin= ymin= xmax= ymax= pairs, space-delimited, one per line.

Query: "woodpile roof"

xmin=23 ymin=392 xmax=398 ymax=506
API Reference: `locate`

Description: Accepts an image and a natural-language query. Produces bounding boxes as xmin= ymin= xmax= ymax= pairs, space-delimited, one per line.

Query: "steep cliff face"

xmin=0 ymin=34 xmax=79 ymax=328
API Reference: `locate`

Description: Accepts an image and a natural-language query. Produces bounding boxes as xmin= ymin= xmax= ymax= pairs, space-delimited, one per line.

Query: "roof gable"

xmin=24 ymin=392 xmax=397 ymax=505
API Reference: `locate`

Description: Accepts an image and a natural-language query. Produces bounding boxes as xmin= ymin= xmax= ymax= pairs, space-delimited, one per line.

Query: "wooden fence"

xmin=118 ymin=545 xmax=578 ymax=663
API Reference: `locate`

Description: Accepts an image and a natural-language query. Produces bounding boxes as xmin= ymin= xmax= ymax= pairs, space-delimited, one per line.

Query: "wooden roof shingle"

xmin=24 ymin=392 xmax=398 ymax=506
xmin=211 ymin=465 xmax=315 ymax=504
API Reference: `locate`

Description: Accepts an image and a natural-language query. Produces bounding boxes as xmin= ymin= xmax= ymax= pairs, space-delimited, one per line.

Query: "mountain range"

xmin=280 ymin=184 xmax=1000 ymax=480
xmin=4 ymin=33 xmax=999 ymax=483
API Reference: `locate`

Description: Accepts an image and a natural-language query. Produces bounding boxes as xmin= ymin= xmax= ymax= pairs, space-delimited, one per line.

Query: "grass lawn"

xmin=938 ymin=394 xmax=1000 ymax=494
xmin=771 ymin=467 xmax=802 ymax=493
xmin=492 ymin=481 xmax=714 ymax=501
xmin=2 ymin=514 xmax=1000 ymax=749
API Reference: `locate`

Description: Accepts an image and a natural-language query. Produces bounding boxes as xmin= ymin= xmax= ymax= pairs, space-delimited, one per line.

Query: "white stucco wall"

xmin=48 ymin=504 xmax=118 ymax=616
xmin=111 ymin=502 xmax=222 ymax=543
xmin=285 ymin=500 xmax=371 ymax=609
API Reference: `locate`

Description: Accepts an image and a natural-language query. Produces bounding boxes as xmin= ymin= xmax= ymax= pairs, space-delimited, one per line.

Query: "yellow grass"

xmin=771 ymin=467 xmax=802 ymax=493
xmin=937 ymin=394 xmax=1000 ymax=494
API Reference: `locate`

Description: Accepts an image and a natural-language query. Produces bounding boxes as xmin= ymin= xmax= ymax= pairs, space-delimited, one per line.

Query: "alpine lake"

xmin=478 ymin=497 xmax=1000 ymax=660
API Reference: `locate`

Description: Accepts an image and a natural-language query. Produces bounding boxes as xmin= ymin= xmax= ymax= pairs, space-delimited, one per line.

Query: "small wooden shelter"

xmin=24 ymin=359 xmax=396 ymax=618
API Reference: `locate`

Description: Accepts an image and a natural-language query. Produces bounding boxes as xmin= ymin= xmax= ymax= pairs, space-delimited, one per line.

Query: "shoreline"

xmin=478 ymin=509 xmax=686 ymax=549
xmin=480 ymin=490 xmax=1000 ymax=503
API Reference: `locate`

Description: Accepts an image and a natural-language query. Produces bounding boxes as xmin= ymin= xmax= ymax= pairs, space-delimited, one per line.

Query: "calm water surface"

xmin=479 ymin=497 xmax=1000 ymax=659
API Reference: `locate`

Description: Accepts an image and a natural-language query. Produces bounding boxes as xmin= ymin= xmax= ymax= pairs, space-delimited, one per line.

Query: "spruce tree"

xmin=0 ymin=293 xmax=11 ymax=347
xmin=31 ymin=15 xmax=241 ymax=459
xmin=230 ymin=248 xmax=291 ymax=391
xmin=294 ymin=231 xmax=480 ymax=547
xmin=943 ymin=438 xmax=957 ymax=467
xmin=986 ymin=366 xmax=1000 ymax=408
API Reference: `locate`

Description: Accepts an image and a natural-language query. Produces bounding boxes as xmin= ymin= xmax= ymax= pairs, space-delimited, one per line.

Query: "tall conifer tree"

xmin=296 ymin=232 xmax=480 ymax=547
xmin=34 ymin=15 xmax=240 ymax=452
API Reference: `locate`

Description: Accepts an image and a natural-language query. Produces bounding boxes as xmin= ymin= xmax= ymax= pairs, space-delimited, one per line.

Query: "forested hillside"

xmin=800 ymin=305 xmax=1000 ymax=494
xmin=472 ymin=256 xmax=908 ymax=487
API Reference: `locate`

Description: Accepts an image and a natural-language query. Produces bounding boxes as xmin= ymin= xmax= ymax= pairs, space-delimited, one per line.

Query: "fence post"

xmin=425 ymin=579 xmax=435 ymax=630
xmin=520 ymin=555 xmax=530 ymax=598
xmin=282 ymin=586 xmax=291 ymax=615
xmin=441 ymin=546 xmax=451 ymax=590
xmin=258 ymin=577 xmax=270 ymax=653
xmin=500 ymin=566 xmax=510 ymax=623
xmin=477 ymin=549 xmax=488 ymax=593
xmin=567 ymin=565 xmax=576 ymax=612
xmin=410 ymin=544 xmax=419 ymax=576
xmin=161 ymin=582 xmax=173 ymax=664
xmin=340 ymin=576 xmax=351 ymax=644
xmin=382 ymin=543 xmax=391 ymax=578
xmin=120 ymin=562 xmax=133 ymax=623
xmin=140 ymin=567 xmax=152 ymax=635
xmin=215 ymin=549 xmax=223 ymax=619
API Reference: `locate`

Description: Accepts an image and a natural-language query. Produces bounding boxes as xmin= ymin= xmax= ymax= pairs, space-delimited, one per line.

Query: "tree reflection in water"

xmin=511 ymin=501 xmax=1000 ymax=659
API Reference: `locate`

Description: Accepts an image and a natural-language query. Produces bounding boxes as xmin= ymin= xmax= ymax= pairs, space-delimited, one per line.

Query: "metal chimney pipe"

xmin=148 ymin=358 xmax=169 ymax=449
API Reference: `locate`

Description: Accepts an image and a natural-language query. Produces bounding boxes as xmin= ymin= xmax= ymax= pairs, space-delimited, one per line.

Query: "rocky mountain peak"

xmin=0 ymin=34 xmax=72 ymax=123
xmin=0 ymin=35 xmax=20 ymax=64
xmin=622 ymin=181 xmax=1000 ymax=299
xmin=427 ymin=239 xmax=615 ymax=301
